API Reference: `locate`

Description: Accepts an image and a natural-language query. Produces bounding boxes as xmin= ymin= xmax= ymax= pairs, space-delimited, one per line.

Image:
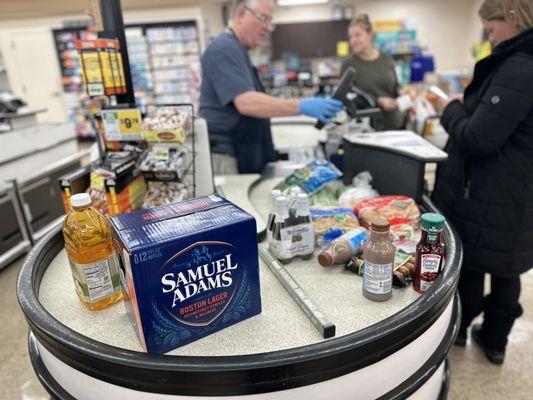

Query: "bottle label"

xmin=345 ymin=229 xmax=368 ymax=253
xmin=419 ymin=254 xmax=441 ymax=292
xmin=281 ymin=224 xmax=315 ymax=256
xmin=363 ymin=261 xmax=393 ymax=295
xmin=424 ymin=227 xmax=442 ymax=244
xmin=69 ymin=254 xmax=121 ymax=302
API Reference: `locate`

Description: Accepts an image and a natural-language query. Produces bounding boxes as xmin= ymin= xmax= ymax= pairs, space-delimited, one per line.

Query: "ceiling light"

xmin=277 ymin=0 xmax=329 ymax=6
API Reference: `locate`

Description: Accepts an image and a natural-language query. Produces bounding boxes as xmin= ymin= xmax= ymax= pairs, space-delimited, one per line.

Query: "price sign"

xmin=101 ymin=109 xmax=143 ymax=141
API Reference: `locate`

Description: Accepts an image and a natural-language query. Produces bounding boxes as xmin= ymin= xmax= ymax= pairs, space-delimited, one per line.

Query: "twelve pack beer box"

xmin=110 ymin=195 xmax=261 ymax=354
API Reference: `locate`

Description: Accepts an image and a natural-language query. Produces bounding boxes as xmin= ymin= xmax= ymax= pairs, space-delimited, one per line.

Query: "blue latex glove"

xmin=299 ymin=98 xmax=343 ymax=124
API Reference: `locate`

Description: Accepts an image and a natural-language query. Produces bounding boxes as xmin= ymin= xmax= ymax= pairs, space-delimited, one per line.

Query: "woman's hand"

xmin=438 ymin=93 xmax=464 ymax=109
xmin=377 ymin=96 xmax=398 ymax=111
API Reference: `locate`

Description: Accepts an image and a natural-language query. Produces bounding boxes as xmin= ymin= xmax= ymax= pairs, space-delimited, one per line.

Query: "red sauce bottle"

xmin=413 ymin=213 xmax=446 ymax=294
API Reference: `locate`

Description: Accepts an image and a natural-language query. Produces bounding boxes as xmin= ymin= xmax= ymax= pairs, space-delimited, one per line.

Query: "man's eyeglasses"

xmin=244 ymin=5 xmax=274 ymax=28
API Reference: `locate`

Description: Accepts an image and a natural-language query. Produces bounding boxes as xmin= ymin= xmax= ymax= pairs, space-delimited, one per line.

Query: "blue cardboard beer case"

xmin=110 ymin=194 xmax=261 ymax=354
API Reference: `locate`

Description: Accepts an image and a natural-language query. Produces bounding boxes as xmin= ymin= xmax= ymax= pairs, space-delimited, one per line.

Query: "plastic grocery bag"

xmin=338 ymin=171 xmax=379 ymax=209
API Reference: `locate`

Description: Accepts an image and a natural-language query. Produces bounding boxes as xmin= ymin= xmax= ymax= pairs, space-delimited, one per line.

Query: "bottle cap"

xmin=318 ymin=251 xmax=334 ymax=267
xmin=421 ymin=213 xmax=445 ymax=231
xmin=270 ymin=189 xmax=282 ymax=207
xmin=275 ymin=196 xmax=289 ymax=218
xmin=70 ymin=193 xmax=92 ymax=208
xmin=270 ymin=189 xmax=281 ymax=199
xmin=370 ymin=217 xmax=389 ymax=232
xmin=296 ymin=193 xmax=310 ymax=209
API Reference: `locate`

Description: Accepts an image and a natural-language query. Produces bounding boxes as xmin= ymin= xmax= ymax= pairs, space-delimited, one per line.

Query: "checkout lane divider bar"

xmin=258 ymin=244 xmax=336 ymax=339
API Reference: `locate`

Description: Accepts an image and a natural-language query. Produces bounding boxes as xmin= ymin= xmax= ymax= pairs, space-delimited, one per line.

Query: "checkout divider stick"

xmin=258 ymin=245 xmax=336 ymax=339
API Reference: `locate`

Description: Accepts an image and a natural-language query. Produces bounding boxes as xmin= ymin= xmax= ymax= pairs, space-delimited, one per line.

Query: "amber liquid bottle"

xmin=362 ymin=217 xmax=395 ymax=302
xmin=63 ymin=193 xmax=123 ymax=311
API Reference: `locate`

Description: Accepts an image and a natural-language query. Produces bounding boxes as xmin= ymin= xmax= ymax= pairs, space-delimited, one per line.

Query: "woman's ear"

xmin=507 ymin=9 xmax=519 ymax=27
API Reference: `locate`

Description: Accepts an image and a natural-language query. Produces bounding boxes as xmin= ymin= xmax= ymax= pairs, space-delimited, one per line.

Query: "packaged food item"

xmin=413 ymin=213 xmax=446 ymax=294
xmin=390 ymin=223 xmax=419 ymax=254
xmin=142 ymin=106 xmax=192 ymax=143
xmin=63 ymin=193 xmax=123 ymax=311
xmin=111 ymin=195 xmax=261 ymax=354
xmin=141 ymin=181 xmax=190 ymax=209
xmin=354 ymin=195 xmax=421 ymax=229
xmin=270 ymin=195 xmax=315 ymax=263
xmin=362 ymin=218 xmax=395 ymax=302
xmin=311 ymin=208 xmax=359 ymax=240
xmin=139 ymin=145 xmax=193 ymax=181
xmin=311 ymin=185 xmax=339 ymax=207
xmin=274 ymin=160 xmax=342 ymax=195
xmin=392 ymin=253 xmax=415 ymax=287
xmin=317 ymin=227 xmax=368 ymax=267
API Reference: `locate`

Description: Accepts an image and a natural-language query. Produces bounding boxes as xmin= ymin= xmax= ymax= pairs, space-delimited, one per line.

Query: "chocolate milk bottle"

xmin=317 ymin=228 xmax=368 ymax=267
xmin=362 ymin=217 xmax=395 ymax=302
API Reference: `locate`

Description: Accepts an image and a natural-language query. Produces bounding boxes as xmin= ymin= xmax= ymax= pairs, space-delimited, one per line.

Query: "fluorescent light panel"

xmin=277 ymin=0 xmax=329 ymax=6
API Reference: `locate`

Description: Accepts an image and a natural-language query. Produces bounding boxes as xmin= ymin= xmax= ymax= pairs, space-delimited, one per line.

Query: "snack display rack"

xmin=138 ymin=103 xmax=197 ymax=208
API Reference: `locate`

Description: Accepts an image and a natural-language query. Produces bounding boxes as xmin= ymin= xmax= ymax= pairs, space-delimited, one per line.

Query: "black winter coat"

xmin=432 ymin=28 xmax=533 ymax=277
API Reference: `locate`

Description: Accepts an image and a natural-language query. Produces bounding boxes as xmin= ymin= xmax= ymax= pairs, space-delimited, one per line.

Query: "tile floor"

xmin=1 ymin=256 xmax=532 ymax=400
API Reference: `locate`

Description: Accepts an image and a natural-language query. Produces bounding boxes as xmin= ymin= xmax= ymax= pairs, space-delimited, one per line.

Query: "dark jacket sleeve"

xmin=441 ymin=56 xmax=533 ymax=157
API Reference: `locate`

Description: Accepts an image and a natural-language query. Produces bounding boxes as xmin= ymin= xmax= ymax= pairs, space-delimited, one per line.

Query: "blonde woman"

xmin=432 ymin=0 xmax=533 ymax=364
xmin=341 ymin=14 xmax=405 ymax=130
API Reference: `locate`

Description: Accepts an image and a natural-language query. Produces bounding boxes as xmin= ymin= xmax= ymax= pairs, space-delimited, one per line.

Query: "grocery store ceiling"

xmin=0 ymin=0 xmax=201 ymax=21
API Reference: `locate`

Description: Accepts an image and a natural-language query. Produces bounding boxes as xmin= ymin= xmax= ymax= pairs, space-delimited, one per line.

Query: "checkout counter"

xmin=17 ymin=122 xmax=461 ymax=399
xmin=0 ymin=119 xmax=90 ymax=270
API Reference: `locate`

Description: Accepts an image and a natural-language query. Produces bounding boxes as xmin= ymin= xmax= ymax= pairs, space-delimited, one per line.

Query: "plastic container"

xmin=413 ymin=213 xmax=446 ymax=294
xmin=62 ymin=193 xmax=123 ymax=311
xmin=362 ymin=218 xmax=395 ymax=302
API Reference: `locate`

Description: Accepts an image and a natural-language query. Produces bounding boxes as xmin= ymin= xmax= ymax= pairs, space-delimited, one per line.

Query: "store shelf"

xmin=150 ymin=52 xmax=199 ymax=58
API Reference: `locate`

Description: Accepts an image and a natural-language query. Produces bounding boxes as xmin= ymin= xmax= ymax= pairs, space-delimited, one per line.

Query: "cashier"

xmin=200 ymin=0 xmax=343 ymax=174
xmin=341 ymin=14 xmax=406 ymax=130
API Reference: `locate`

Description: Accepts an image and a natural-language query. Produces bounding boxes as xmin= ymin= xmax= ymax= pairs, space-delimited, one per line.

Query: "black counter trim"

xmin=28 ymin=332 xmax=76 ymax=400
xmin=378 ymin=294 xmax=459 ymax=399
xmin=17 ymin=196 xmax=462 ymax=396
xmin=28 ymin=304 xmax=456 ymax=400
xmin=438 ymin=359 xmax=451 ymax=400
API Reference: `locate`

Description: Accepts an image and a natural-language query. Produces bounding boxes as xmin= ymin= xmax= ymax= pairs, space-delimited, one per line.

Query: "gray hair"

xmin=229 ymin=0 xmax=259 ymax=19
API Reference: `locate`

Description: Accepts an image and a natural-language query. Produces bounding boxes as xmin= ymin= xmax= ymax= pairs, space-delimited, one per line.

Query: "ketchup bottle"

xmin=413 ymin=213 xmax=446 ymax=294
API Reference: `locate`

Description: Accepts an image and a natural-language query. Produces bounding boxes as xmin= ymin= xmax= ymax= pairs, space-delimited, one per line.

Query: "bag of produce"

xmin=274 ymin=160 xmax=342 ymax=195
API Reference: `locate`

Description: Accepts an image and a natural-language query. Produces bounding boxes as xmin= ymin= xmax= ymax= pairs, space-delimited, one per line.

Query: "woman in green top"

xmin=341 ymin=14 xmax=406 ymax=130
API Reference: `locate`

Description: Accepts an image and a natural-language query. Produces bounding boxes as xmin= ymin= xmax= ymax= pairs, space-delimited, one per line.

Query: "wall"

xmin=199 ymin=0 xmax=226 ymax=45
xmin=0 ymin=6 xmax=203 ymax=123
xmin=273 ymin=3 xmax=335 ymax=24
xmin=354 ymin=0 xmax=483 ymax=72
xmin=273 ymin=0 xmax=483 ymax=72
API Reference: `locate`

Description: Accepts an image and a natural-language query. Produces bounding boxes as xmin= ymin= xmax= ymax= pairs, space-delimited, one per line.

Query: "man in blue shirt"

xmin=200 ymin=0 xmax=343 ymax=174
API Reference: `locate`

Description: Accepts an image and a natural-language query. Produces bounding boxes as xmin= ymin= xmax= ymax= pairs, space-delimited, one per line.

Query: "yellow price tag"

xmin=118 ymin=109 xmax=141 ymax=135
xmin=102 ymin=109 xmax=144 ymax=141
